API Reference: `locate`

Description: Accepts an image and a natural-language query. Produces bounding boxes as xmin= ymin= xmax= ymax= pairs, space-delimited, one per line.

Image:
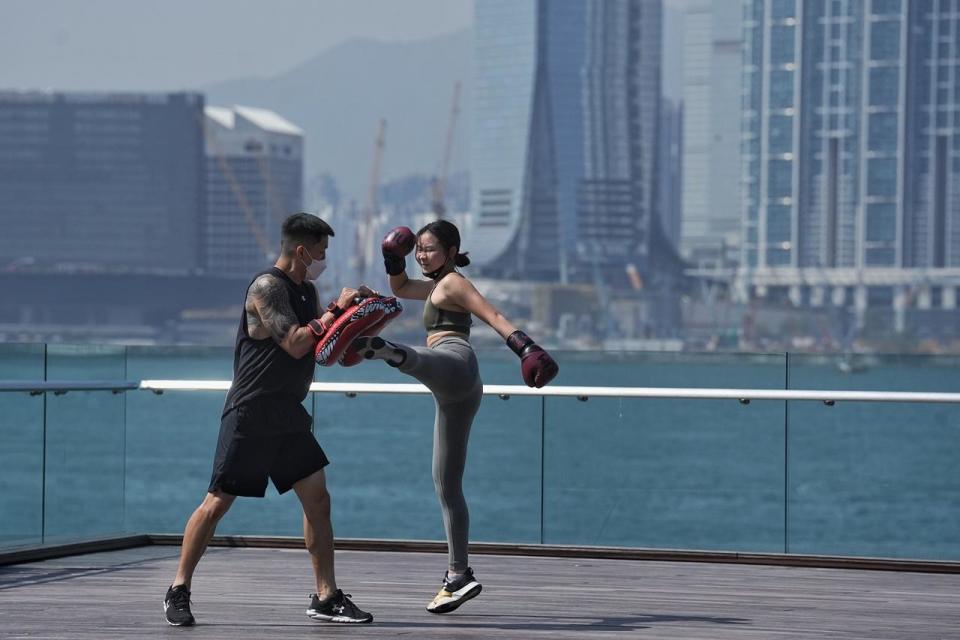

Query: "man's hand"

xmin=335 ymin=285 xmax=379 ymax=308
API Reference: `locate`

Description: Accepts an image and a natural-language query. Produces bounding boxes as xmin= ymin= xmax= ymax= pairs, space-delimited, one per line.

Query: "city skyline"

xmin=1 ymin=0 xmax=958 ymax=348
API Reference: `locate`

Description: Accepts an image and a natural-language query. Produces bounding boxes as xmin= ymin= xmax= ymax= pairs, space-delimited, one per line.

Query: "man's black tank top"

xmin=222 ymin=267 xmax=318 ymax=415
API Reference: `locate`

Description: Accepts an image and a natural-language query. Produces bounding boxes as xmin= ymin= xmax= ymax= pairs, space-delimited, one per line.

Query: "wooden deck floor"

xmin=0 ymin=545 xmax=958 ymax=639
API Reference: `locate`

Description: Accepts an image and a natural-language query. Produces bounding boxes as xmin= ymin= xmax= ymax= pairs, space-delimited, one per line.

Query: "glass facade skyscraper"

xmin=470 ymin=0 xmax=667 ymax=287
xmin=741 ymin=0 xmax=959 ymax=315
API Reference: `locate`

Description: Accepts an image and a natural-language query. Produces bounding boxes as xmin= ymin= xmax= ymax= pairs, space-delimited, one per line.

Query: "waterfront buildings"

xmin=741 ymin=1 xmax=960 ymax=328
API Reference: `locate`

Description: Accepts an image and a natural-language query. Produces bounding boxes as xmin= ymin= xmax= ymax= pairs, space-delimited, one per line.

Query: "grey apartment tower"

xmin=741 ymin=0 xmax=960 ymax=316
xmin=470 ymin=0 xmax=670 ymax=288
xmin=0 ymin=92 xmax=205 ymax=272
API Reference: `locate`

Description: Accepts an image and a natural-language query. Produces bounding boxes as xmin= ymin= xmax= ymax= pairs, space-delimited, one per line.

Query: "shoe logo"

xmin=334 ymin=604 xmax=345 ymax=614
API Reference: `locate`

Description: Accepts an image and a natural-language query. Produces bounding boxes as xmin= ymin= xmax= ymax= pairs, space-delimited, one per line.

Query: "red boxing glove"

xmin=506 ymin=330 xmax=559 ymax=388
xmin=382 ymin=226 xmax=416 ymax=276
xmin=338 ymin=296 xmax=403 ymax=366
xmin=312 ymin=298 xmax=391 ymax=366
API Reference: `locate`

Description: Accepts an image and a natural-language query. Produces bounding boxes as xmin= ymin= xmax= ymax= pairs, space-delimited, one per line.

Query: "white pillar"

xmin=854 ymin=285 xmax=868 ymax=329
xmin=810 ymin=286 xmax=825 ymax=307
xmin=789 ymin=285 xmax=802 ymax=307
xmin=893 ymin=286 xmax=907 ymax=334
xmin=943 ymin=286 xmax=956 ymax=310
xmin=832 ymin=286 xmax=846 ymax=306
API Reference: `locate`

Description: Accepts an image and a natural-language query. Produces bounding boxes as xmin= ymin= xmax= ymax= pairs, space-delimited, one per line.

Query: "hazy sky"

xmin=1 ymin=0 xmax=473 ymax=91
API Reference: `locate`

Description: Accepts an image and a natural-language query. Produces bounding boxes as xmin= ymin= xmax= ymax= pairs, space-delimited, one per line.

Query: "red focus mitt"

xmin=339 ymin=296 xmax=403 ymax=367
xmin=312 ymin=296 xmax=403 ymax=366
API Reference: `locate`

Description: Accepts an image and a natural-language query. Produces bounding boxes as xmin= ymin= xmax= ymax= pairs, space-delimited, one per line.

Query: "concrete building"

xmin=204 ymin=105 xmax=304 ymax=277
xmin=0 ymin=91 xmax=205 ymax=272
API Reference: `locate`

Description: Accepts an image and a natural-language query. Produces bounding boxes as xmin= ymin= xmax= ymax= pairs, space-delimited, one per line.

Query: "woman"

xmin=351 ymin=219 xmax=558 ymax=614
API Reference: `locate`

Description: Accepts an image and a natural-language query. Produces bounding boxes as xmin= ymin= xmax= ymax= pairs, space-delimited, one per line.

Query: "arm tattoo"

xmin=246 ymin=274 xmax=298 ymax=342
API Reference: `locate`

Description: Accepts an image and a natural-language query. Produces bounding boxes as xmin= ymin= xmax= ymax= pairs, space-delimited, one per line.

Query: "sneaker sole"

xmin=164 ymin=618 xmax=195 ymax=627
xmin=163 ymin=601 xmax=195 ymax=626
xmin=306 ymin=610 xmax=373 ymax=624
xmin=427 ymin=582 xmax=482 ymax=614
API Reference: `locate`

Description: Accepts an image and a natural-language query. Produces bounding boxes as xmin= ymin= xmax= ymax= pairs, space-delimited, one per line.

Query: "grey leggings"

xmin=395 ymin=336 xmax=482 ymax=572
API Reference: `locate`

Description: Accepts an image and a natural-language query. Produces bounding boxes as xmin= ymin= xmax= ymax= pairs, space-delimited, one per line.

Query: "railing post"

xmin=539 ymin=395 xmax=545 ymax=546
xmin=41 ymin=343 xmax=48 ymax=545
xmin=784 ymin=351 xmax=790 ymax=554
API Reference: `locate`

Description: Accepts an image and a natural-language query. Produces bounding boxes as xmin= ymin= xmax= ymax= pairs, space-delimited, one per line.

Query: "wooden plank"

xmin=0 ymin=546 xmax=958 ymax=639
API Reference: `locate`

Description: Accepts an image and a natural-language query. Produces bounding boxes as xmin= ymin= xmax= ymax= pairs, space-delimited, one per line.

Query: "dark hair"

xmin=417 ymin=219 xmax=470 ymax=268
xmin=281 ymin=213 xmax=335 ymax=254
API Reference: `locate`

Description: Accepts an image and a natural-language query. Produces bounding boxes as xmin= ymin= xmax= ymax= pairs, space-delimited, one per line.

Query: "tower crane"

xmin=431 ymin=81 xmax=461 ymax=218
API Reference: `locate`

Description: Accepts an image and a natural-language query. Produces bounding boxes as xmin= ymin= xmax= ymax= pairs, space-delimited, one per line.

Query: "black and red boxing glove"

xmin=506 ymin=330 xmax=559 ymax=388
xmin=338 ymin=296 xmax=403 ymax=366
xmin=382 ymin=226 xmax=416 ymax=276
xmin=309 ymin=297 xmax=402 ymax=366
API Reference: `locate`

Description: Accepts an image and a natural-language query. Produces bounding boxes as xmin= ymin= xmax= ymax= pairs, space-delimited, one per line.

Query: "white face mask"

xmin=302 ymin=249 xmax=327 ymax=280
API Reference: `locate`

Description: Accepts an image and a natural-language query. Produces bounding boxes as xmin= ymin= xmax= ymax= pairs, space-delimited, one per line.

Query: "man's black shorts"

xmin=208 ymin=398 xmax=329 ymax=497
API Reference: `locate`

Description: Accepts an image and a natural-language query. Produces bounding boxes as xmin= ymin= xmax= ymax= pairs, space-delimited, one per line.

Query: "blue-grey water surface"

xmin=1 ymin=344 xmax=958 ymax=561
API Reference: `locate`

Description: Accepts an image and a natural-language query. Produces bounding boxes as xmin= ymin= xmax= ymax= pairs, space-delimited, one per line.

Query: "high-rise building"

xmin=679 ymin=0 xmax=743 ymax=270
xmin=470 ymin=0 xmax=668 ymax=288
xmin=0 ymin=91 xmax=205 ymax=272
xmin=204 ymin=106 xmax=304 ymax=277
xmin=659 ymin=97 xmax=684 ymax=251
xmin=741 ymin=1 xmax=960 ymax=322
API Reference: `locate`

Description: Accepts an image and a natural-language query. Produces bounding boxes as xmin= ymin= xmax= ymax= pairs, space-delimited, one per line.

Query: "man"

xmin=163 ymin=213 xmax=374 ymax=626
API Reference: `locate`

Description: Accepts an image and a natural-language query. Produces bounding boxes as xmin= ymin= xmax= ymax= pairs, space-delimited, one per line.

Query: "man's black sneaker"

xmin=306 ymin=589 xmax=373 ymax=623
xmin=164 ymin=584 xmax=195 ymax=626
xmin=426 ymin=567 xmax=482 ymax=614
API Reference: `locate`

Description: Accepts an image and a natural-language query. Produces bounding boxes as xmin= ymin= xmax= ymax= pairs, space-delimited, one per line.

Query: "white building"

xmin=204 ymin=105 xmax=304 ymax=277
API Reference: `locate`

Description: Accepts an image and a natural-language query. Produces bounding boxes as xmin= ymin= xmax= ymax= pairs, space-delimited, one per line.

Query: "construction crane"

xmin=353 ymin=118 xmax=387 ymax=281
xmin=430 ymin=81 xmax=461 ymax=218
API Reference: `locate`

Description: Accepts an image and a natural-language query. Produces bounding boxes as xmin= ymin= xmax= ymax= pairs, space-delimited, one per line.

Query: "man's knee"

xmin=305 ymin=485 xmax=331 ymax=515
xmin=296 ymin=473 xmax=332 ymax=516
xmin=199 ymin=492 xmax=234 ymax=522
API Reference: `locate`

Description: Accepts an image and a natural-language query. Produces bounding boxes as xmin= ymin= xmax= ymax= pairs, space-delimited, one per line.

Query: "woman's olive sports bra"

xmin=423 ymin=275 xmax=472 ymax=336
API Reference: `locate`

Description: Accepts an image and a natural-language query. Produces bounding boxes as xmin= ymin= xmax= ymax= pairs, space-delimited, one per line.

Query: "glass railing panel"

xmin=121 ymin=343 xmax=545 ymax=541
xmin=304 ymin=348 xmax=540 ymax=542
xmin=314 ymin=389 xmax=541 ymax=543
xmin=123 ymin=346 xmax=239 ymax=534
xmin=787 ymin=353 xmax=960 ymax=560
xmin=544 ymin=351 xmax=789 ymax=551
xmin=42 ymin=344 xmax=126 ymax=542
xmin=0 ymin=344 xmax=46 ymax=550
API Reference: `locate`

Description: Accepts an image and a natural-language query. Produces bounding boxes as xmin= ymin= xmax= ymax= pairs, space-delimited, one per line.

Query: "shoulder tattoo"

xmin=246 ymin=274 xmax=298 ymax=341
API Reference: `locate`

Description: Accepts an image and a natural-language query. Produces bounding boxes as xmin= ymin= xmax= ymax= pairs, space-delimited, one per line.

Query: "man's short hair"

xmin=281 ymin=213 xmax=335 ymax=254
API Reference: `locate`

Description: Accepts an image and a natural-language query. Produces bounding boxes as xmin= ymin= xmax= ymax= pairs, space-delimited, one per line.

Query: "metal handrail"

xmin=0 ymin=381 xmax=138 ymax=395
xmin=1 ymin=379 xmax=960 ymax=404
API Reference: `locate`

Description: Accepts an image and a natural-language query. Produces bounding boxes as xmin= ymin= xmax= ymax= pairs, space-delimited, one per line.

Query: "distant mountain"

xmin=203 ymin=29 xmax=471 ymax=201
